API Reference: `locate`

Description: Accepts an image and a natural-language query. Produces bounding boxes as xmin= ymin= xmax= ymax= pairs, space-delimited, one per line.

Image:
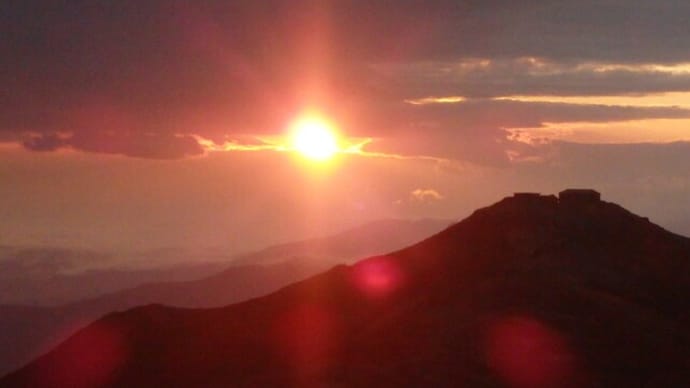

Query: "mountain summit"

xmin=2 ymin=191 xmax=689 ymax=387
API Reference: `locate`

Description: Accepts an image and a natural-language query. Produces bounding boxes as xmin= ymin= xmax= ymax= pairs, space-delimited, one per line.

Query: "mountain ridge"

xmin=0 ymin=218 xmax=448 ymax=377
xmin=3 ymin=192 xmax=689 ymax=387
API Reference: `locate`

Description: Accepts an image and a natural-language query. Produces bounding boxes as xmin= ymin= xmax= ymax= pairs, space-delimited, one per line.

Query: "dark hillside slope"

xmin=0 ymin=219 xmax=447 ymax=376
xmin=3 ymin=193 xmax=689 ymax=387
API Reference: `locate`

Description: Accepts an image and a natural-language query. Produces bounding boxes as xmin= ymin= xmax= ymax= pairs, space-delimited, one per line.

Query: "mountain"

xmin=0 ymin=219 xmax=448 ymax=377
xmin=0 ymin=247 xmax=229 ymax=306
xmin=0 ymin=219 xmax=448 ymax=307
xmin=0 ymin=259 xmax=321 ymax=377
xmin=3 ymin=192 xmax=689 ymax=387
xmin=230 ymin=218 xmax=452 ymax=266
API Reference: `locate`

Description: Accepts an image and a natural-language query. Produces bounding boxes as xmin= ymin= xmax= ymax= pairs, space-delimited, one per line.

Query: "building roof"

xmin=558 ymin=189 xmax=601 ymax=202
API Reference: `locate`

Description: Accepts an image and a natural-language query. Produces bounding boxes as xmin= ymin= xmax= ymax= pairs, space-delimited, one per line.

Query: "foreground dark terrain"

xmin=2 ymin=192 xmax=689 ymax=387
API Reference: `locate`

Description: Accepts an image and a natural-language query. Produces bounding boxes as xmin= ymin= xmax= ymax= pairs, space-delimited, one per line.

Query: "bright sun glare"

xmin=290 ymin=117 xmax=339 ymax=161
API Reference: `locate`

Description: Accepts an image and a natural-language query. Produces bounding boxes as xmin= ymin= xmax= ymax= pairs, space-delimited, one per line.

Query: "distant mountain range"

xmin=2 ymin=192 xmax=688 ymax=386
xmin=0 ymin=218 xmax=448 ymax=377
xmin=230 ymin=218 xmax=453 ymax=266
xmin=0 ymin=218 xmax=450 ymax=306
xmin=0 ymin=250 xmax=228 ymax=306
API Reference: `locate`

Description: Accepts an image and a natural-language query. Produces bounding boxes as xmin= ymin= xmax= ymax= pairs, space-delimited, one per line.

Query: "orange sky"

xmin=2 ymin=1 xmax=690 ymax=267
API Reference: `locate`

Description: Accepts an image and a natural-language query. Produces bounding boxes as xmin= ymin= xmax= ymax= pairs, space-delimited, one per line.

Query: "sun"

xmin=290 ymin=116 xmax=339 ymax=161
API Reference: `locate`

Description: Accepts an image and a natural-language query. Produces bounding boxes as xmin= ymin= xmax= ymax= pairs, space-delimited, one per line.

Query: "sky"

xmin=2 ymin=1 xmax=690 ymax=267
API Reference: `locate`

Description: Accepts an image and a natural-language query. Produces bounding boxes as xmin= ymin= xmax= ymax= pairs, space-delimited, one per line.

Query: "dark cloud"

xmin=450 ymin=1 xmax=690 ymax=64
xmin=3 ymin=1 xmax=690 ymax=158
xmin=357 ymin=99 xmax=690 ymax=137
xmin=373 ymin=60 xmax=690 ymax=99
xmin=24 ymin=131 xmax=204 ymax=159
xmin=407 ymin=99 xmax=690 ymax=127
xmin=359 ymin=99 xmax=690 ymax=166
xmin=11 ymin=96 xmax=690 ymax=162
xmin=23 ymin=133 xmax=66 ymax=152
xmin=69 ymin=131 xmax=205 ymax=159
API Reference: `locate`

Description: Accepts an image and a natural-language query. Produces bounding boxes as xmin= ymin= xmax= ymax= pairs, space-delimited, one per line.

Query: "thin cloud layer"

xmin=410 ymin=189 xmax=445 ymax=202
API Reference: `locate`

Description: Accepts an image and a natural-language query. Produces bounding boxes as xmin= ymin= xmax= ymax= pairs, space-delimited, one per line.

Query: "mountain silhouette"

xmin=2 ymin=192 xmax=689 ymax=387
xmin=0 ymin=219 xmax=447 ymax=377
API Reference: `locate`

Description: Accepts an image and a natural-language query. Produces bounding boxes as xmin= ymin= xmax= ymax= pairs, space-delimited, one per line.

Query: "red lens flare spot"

xmin=484 ymin=316 xmax=577 ymax=388
xmin=351 ymin=256 xmax=405 ymax=298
